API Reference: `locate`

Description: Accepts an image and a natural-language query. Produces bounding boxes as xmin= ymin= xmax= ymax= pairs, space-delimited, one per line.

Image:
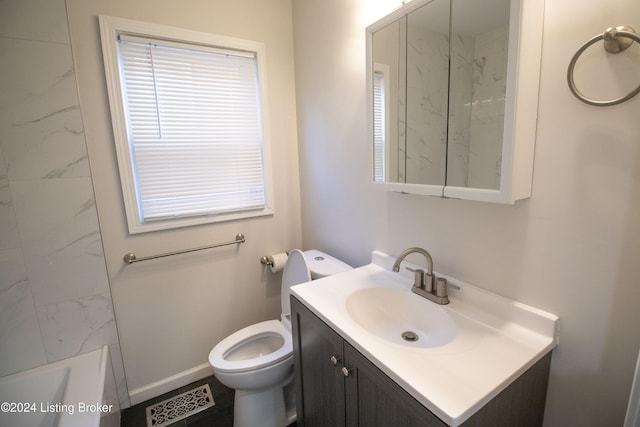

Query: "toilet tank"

xmin=304 ymin=249 xmax=353 ymax=279
xmin=281 ymin=249 xmax=352 ymax=325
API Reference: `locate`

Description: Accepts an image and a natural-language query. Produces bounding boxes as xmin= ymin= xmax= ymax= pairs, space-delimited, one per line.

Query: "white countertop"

xmin=291 ymin=251 xmax=558 ymax=426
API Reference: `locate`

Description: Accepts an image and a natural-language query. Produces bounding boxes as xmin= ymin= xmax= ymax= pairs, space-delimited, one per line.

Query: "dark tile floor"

xmin=120 ymin=375 xmax=234 ymax=426
xmin=120 ymin=375 xmax=296 ymax=427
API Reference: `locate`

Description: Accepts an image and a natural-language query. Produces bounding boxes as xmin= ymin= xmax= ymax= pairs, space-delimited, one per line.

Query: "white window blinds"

xmin=373 ymin=71 xmax=386 ymax=182
xmin=117 ymin=35 xmax=266 ymax=223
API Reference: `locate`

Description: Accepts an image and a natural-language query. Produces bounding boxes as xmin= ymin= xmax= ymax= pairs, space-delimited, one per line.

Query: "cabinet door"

xmin=292 ymin=297 xmax=346 ymax=427
xmin=344 ymin=342 xmax=447 ymax=427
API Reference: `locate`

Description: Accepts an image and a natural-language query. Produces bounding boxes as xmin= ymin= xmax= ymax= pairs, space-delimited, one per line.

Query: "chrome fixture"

xmin=123 ymin=234 xmax=245 ymax=264
xmin=392 ymin=247 xmax=451 ymax=305
xmin=260 ymin=255 xmax=274 ymax=267
xmin=401 ymin=331 xmax=419 ymax=342
xmin=568 ymin=25 xmax=640 ymax=106
xmin=393 ymin=247 xmax=434 ymax=291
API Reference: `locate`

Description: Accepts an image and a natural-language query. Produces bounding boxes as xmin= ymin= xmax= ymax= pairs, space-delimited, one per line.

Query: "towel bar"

xmin=123 ymin=234 xmax=245 ymax=264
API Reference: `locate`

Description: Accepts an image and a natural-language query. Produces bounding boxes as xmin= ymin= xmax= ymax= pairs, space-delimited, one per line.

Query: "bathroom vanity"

xmin=290 ymin=251 xmax=558 ymax=426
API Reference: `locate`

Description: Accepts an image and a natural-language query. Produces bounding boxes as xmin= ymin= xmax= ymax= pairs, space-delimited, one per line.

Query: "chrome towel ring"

xmin=567 ymin=26 xmax=640 ymax=107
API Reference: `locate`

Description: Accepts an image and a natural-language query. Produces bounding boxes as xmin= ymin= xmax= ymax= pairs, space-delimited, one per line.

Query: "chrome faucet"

xmin=392 ymin=247 xmax=451 ymax=305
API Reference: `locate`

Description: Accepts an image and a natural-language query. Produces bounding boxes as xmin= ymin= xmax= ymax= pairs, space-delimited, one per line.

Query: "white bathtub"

xmin=0 ymin=346 xmax=120 ymax=427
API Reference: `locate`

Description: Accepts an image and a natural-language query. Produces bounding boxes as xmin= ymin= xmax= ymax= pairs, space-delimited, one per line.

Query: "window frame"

xmin=99 ymin=15 xmax=274 ymax=234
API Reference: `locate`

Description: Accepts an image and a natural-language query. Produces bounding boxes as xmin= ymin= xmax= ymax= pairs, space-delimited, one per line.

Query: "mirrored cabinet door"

xmin=372 ymin=18 xmax=403 ymax=184
xmin=447 ymin=0 xmax=510 ymax=191
xmin=367 ymin=0 xmax=544 ymax=204
xmin=404 ymin=0 xmax=450 ymax=187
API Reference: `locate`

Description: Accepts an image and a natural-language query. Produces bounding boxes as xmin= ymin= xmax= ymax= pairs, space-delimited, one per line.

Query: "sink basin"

xmin=345 ymin=287 xmax=457 ymax=348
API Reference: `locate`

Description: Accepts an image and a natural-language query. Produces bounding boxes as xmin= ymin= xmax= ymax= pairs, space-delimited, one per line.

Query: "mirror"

xmin=368 ymin=0 xmax=542 ymax=203
xmin=371 ymin=0 xmax=451 ymax=187
xmin=447 ymin=0 xmax=510 ymax=190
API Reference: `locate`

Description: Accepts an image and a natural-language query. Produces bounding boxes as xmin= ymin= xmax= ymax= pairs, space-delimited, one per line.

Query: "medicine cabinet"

xmin=366 ymin=0 xmax=544 ymax=203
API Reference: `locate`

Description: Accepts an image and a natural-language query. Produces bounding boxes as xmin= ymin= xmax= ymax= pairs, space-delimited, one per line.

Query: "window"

xmin=99 ymin=16 xmax=273 ymax=233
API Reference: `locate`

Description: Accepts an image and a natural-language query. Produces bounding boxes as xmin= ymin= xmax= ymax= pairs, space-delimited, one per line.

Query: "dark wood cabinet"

xmin=291 ymin=296 xmax=551 ymax=427
xmin=342 ymin=340 xmax=448 ymax=427
xmin=292 ymin=295 xmax=346 ymax=427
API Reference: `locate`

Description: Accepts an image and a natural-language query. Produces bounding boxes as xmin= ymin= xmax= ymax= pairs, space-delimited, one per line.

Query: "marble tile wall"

xmin=0 ymin=0 xmax=129 ymax=408
xmin=447 ymin=33 xmax=474 ymax=188
xmin=403 ymin=23 xmax=507 ymax=189
xmin=467 ymin=26 xmax=509 ymax=190
xmin=404 ymin=25 xmax=449 ymax=185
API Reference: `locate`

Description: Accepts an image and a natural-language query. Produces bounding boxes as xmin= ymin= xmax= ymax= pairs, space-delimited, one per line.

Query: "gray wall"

xmin=293 ymin=0 xmax=640 ymax=425
xmin=66 ymin=0 xmax=302 ymax=403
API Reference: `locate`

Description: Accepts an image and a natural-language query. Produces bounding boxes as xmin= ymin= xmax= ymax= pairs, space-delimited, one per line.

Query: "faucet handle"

xmin=435 ymin=277 xmax=448 ymax=298
xmin=405 ymin=267 xmax=424 ymax=289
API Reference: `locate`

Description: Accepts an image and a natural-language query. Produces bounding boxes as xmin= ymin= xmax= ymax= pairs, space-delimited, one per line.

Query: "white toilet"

xmin=208 ymin=249 xmax=352 ymax=427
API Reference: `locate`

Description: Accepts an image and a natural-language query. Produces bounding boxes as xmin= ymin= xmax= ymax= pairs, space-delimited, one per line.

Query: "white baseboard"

xmin=128 ymin=363 xmax=213 ymax=406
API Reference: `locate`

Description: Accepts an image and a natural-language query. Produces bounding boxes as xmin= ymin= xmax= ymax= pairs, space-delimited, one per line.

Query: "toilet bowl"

xmin=208 ymin=249 xmax=352 ymax=427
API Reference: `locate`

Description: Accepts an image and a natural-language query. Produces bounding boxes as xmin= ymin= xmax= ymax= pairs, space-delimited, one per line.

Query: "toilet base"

xmin=234 ymin=386 xmax=287 ymax=427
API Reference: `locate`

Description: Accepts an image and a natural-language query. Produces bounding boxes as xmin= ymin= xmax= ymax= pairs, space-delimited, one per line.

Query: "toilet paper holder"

xmin=260 ymin=252 xmax=289 ymax=273
xmin=260 ymin=255 xmax=275 ymax=267
xmin=260 ymin=252 xmax=289 ymax=269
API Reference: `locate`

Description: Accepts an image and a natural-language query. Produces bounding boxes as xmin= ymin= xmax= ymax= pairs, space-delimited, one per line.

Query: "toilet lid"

xmin=281 ymin=249 xmax=311 ymax=316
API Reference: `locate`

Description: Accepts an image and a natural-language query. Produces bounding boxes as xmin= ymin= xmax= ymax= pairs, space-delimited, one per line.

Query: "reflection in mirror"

xmin=372 ymin=20 xmax=402 ymax=182
xmin=404 ymin=0 xmax=450 ymax=186
xmin=371 ymin=0 xmax=511 ymax=190
xmin=447 ymin=0 xmax=510 ymax=189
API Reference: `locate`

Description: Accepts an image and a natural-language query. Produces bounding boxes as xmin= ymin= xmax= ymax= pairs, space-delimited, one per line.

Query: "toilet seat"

xmin=209 ymin=320 xmax=292 ymax=374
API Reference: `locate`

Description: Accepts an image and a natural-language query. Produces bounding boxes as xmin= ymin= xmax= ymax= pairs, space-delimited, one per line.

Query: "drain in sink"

xmin=401 ymin=331 xmax=419 ymax=342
